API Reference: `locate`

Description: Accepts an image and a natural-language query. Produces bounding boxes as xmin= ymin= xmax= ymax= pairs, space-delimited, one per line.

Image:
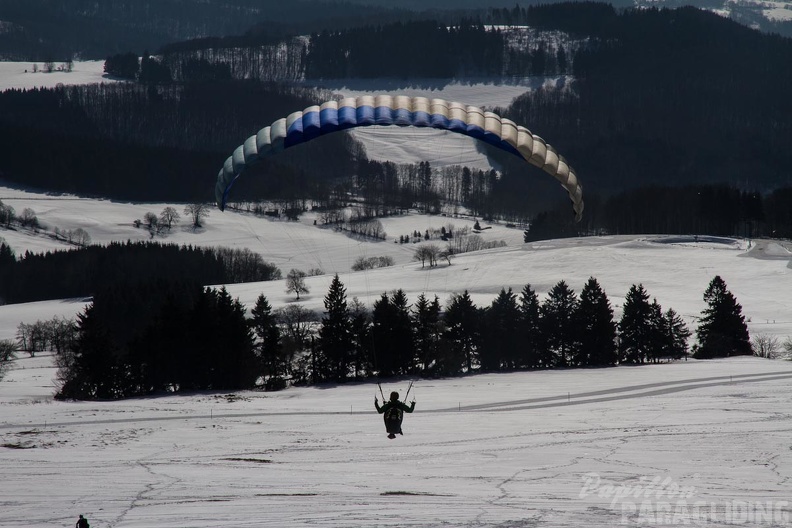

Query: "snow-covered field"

xmin=0 ymin=185 xmax=791 ymax=527
xmin=0 ymin=61 xmax=117 ymax=91
xmin=1 ymin=183 xmax=791 ymax=343
xmin=2 ymin=352 xmax=792 ymax=527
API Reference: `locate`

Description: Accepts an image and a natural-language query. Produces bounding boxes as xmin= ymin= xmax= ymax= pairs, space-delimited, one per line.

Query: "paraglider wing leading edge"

xmin=215 ymin=94 xmax=583 ymax=221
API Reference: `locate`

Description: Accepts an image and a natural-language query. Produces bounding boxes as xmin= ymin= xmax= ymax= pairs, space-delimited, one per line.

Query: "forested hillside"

xmin=0 ymin=82 xmax=357 ymax=202
xmin=0 ymin=0 xmax=419 ymax=61
xmin=1 ymin=3 xmax=791 ymax=239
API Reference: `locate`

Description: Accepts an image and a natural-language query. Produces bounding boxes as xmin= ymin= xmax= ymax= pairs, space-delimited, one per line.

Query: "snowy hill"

xmin=2 ymin=349 xmax=792 ymax=527
xmin=640 ymin=0 xmax=792 ymax=24
xmin=1 ymin=183 xmax=791 ymax=347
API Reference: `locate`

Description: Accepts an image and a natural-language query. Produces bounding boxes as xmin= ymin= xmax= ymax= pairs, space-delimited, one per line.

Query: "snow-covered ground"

xmin=1 ymin=183 xmax=791 ymax=345
xmin=0 ymin=61 xmax=117 ymax=91
xmin=2 ymin=210 xmax=792 ymax=527
xmin=2 ymin=352 xmax=792 ymax=527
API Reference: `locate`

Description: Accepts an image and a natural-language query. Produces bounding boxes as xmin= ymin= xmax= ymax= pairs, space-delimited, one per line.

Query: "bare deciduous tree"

xmin=72 ymin=228 xmax=91 ymax=247
xmin=159 ymin=206 xmax=180 ymax=230
xmin=783 ymin=337 xmax=792 ymax=360
xmin=0 ymin=201 xmax=15 ymax=227
xmin=752 ymin=334 xmax=780 ymax=359
xmin=184 ymin=203 xmax=210 ymax=229
xmin=19 ymin=208 xmax=40 ymax=230
xmin=414 ymin=244 xmax=442 ymax=268
xmin=286 ymin=268 xmax=310 ymax=300
xmin=143 ymin=212 xmax=158 ymax=228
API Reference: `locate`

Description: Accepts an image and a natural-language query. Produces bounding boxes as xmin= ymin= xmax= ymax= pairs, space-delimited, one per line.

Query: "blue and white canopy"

xmin=216 ymin=94 xmax=584 ymax=221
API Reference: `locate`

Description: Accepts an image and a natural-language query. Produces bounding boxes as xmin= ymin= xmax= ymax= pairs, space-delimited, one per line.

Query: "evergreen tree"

xmin=208 ymin=287 xmax=257 ymax=389
xmin=663 ymin=308 xmax=691 ymax=360
xmin=318 ymin=274 xmax=353 ymax=381
xmin=577 ymin=277 xmax=617 ymax=366
xmin=442 ymin=290 xmax=480 ymax=374
xmin=413 ymin=293 xmax=442 ymax=375
xmin=0 ymin=241 xmax=14 ymax=267
xmin=539 ymin=281 xmax=580 ymax=368
xmin=518 ymin=284 xmax=541 ymax=368
xmin=389 ymin=289 xmax=415 ymax=376
xmin=135 ymin=288 xmax=193 ymax=393
xmin=646 ymin=299 xmax=667 ymax=363
xmin=480 ymin=288 xmax=522 ymax=370
xmin=0 ymin=242 xmax=14 ymax=305
xmin=618 ymin=284 xmax=653 ymax=364
xmin=371 ymin=290 xmax=413 ymax=376
xmin=371 ymin=293 xmax=397 ymax=376
xmin=250 ymin=294 xmax=284 ymax=389
xmin=694 ymin=275 xmax=751 ymax=358
xmin=139 ymin=51 xmax=172 ymax=83
xmin=348 ymin=297 xmax=372 ymax=379
xmin=57 ymin=303 xmax=122 ymax=400
xmin=104 ymin=52 xmax=140 ymax=79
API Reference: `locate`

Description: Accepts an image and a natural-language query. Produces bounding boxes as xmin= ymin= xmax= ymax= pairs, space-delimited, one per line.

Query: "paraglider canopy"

xmin=216 ymin=94 xmax=583 ymax=221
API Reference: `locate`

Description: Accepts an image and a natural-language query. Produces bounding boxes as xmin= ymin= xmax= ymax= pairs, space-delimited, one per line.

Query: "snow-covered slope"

xmin=1 ymin=184 xmax=791 ymax=346
xmin=1 ymin=351 xmax=791 ymax=527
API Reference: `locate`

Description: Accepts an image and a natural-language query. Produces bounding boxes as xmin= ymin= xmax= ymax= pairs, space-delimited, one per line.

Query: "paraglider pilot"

xmin=375 ymin=391 xmax=415 ymax=439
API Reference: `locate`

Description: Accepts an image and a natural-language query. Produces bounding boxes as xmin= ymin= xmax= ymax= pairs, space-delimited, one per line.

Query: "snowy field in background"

xmin=0 ymin=61 xmax=117 ymax=91
xmin=1 ymin=183 xmax=791 ymax=344
xmin=312 ymin=76 xmax=567 ymax=169
xmin=2 ymin=352 xmax=792 ymax=527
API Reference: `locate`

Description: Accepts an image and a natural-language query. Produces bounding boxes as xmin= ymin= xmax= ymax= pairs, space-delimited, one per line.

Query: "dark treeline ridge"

xmin=499 ymin=4 xmax=792 ymax=201
xmin=304 ymin=20 xmax=506 ymax=79
xmin=0 ymin=0 xmax=436 ymax=61
xmin=0 ymin=241 xmax=281 ymax=305
xmin=484 ymin=2 xmax=792 ymax=37
xmin=527 ymin=183 xmax=792 ymax=241
xmin=55 ymin=273 xmax=750 ymax=400
xmin=1 ymin=0 xmax=790 ymax=63
xmin=171 ymin=18 xmax=566 ymax=82
xmin=0 ymin=81 xmax=357 ymax=202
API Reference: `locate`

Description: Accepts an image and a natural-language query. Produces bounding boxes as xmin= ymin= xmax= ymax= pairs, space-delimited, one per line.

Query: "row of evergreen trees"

xmin=0 ymin=241 xmax=281 ymax=305
xmin=526 ymin=183 xmax=792 ymax=241
xmin=273 ymin=274 xmax=747 ymax=385
xmin=56 ymin=272 xmax=750 ymax=399
xmin=57 ymin=281 xmax=255 ymax=400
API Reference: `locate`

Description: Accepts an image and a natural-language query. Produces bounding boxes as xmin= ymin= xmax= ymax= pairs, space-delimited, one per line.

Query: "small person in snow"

xmin=76 ymin=514 xmax=90 ymax=528
xmin=375 ymin=391 xmax=415 ymax=439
